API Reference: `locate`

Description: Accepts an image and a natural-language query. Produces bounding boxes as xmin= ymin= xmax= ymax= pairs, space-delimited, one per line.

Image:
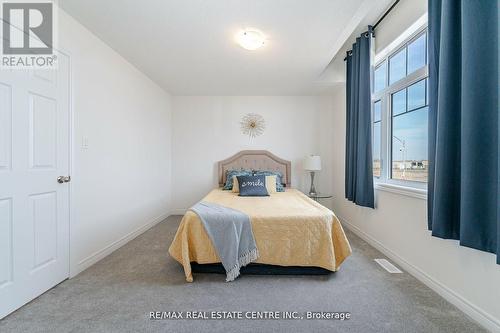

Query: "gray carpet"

xmin=0 ymin=216 xmax=486 ymax=333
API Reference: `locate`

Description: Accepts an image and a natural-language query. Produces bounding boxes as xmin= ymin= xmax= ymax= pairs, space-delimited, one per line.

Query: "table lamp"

xmin=304 ymin=155 xmax=321 ymax=196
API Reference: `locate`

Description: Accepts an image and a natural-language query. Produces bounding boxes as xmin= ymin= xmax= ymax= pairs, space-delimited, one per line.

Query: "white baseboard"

xmin=70 ymin=211 xmax=171 ymax=277
xmin=339 ymin=216 xmax=500 ymax=333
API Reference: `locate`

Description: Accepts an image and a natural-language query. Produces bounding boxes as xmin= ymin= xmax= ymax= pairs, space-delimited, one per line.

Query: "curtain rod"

xmin=373 ymin=0 xmax=401 ymax=30
xmin=343 ymin=0 xmax=401 ymax=61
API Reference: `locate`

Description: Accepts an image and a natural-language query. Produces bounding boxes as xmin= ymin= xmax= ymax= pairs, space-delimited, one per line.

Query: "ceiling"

xmin=60 ymin=0 xmax=386 ymax=95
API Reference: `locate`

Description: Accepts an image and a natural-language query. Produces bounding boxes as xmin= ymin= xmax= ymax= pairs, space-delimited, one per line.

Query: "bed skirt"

xmin=191 ymin=262 xmax=333 ymax=275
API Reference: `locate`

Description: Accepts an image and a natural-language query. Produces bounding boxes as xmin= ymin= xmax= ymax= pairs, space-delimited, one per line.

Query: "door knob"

xmin=57 ymin=176 xmax=71 ymax=184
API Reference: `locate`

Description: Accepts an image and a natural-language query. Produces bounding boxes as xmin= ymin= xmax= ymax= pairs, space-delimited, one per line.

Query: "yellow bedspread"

xmin=168 ymin=189 xmax=352 ymax=282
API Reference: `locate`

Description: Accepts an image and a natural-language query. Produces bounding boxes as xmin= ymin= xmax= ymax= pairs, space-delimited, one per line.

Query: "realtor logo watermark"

xmin=1 ymin=0 xmax=57 ymax=69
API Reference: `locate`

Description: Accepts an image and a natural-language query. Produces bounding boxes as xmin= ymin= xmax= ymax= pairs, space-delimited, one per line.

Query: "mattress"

xmin=168 ymin=188 xmax=352 ymax=282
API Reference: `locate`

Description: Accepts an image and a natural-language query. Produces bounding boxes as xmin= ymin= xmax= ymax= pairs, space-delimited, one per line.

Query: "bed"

xmin=168 ymin=150 xmax=352 ymax=282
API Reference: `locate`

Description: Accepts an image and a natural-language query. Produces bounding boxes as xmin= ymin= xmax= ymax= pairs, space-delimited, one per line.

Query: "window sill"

xmin=375 ymin=183 xmax=427 ymax=200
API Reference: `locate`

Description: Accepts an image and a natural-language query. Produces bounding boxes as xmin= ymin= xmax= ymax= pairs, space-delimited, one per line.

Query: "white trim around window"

xmin=375 ymin=183 xmax=427 ymax=200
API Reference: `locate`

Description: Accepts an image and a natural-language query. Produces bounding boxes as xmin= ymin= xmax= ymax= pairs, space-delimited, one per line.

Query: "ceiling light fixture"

xmin=236 ymin=29 xmax=266 ymax=50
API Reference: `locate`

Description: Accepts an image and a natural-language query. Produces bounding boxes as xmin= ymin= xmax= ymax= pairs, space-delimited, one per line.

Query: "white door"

xmin=0 ymin=53 xmax=71 ymax=319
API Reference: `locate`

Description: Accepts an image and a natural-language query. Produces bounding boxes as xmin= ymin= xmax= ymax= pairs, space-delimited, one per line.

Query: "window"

xmin=372 ymin=28 xmax=428 ymax=188
xmin=407 ymin=33 xmax=426 ymax=74
xmin=391 ymin=79 xmax=428 ymax=182
xmin=374 ymin=62 xmax=387 ymax=93
xmin=373 ymin=100 xmax=382 ymax=177
xmin=389 ymin=47 xmax=406 ymax=84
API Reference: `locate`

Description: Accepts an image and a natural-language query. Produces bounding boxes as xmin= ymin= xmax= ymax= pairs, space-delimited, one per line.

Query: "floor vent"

xmin=374 ymin=259 xmax=403 ymax=273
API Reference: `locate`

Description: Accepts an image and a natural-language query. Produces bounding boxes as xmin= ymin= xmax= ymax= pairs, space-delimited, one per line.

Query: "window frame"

xmin=371 ymin=25 xmax=429 ymax=193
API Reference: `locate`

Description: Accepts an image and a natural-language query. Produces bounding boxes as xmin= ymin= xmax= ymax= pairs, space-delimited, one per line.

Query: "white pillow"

xmin=232 ymin=175 xmax=277 ymax=194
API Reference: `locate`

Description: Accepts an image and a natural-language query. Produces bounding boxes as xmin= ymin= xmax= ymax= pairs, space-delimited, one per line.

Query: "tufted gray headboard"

xmin=218 ymin=150 xmax=291 ymax=188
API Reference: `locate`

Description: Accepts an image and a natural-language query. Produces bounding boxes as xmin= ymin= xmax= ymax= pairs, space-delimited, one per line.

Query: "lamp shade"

xmin=304 ymin=155 xmax=321 ymax=171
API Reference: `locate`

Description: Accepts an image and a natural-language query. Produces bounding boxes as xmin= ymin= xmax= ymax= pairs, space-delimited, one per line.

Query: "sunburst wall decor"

xmin=240 ymin=113 xmax=265 ymax=138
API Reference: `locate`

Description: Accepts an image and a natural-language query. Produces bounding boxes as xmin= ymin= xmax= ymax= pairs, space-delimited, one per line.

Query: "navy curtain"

xmin=428 ymin=0 xmax=499 ymax=263
xmin=345 ymin=29 xmax=374 ymax=208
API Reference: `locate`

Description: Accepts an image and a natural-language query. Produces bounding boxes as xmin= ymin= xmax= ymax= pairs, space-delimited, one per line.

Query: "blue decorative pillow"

xmin=223 ymin=170 xmax=252 ymax=190
xmin=237 ymin=175 xmax=269 ymax=197
xmin=253 ymin=170 xmax=285 ymax=192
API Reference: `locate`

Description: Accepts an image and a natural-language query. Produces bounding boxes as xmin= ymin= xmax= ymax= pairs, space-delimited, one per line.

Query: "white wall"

xmin=171 ymin=96 xmax=334 ymax=212
xmin=328 ymin=85 xmax=500 ymax=332
xmin=59 ymin=10 xmax=173 ymax=276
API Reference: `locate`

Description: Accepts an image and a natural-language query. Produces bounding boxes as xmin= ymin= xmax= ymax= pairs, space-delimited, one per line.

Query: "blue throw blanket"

xmin=189 ymin=201 xmax=259 ymax=281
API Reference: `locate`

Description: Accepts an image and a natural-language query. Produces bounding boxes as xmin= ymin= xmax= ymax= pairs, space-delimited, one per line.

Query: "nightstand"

xmin=306 ymin=193 xmax=333 ymax=202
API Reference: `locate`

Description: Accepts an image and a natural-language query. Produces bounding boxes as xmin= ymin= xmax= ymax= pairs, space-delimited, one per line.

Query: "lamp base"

xmin=309 ymin=171 xmax=317 ymax=196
